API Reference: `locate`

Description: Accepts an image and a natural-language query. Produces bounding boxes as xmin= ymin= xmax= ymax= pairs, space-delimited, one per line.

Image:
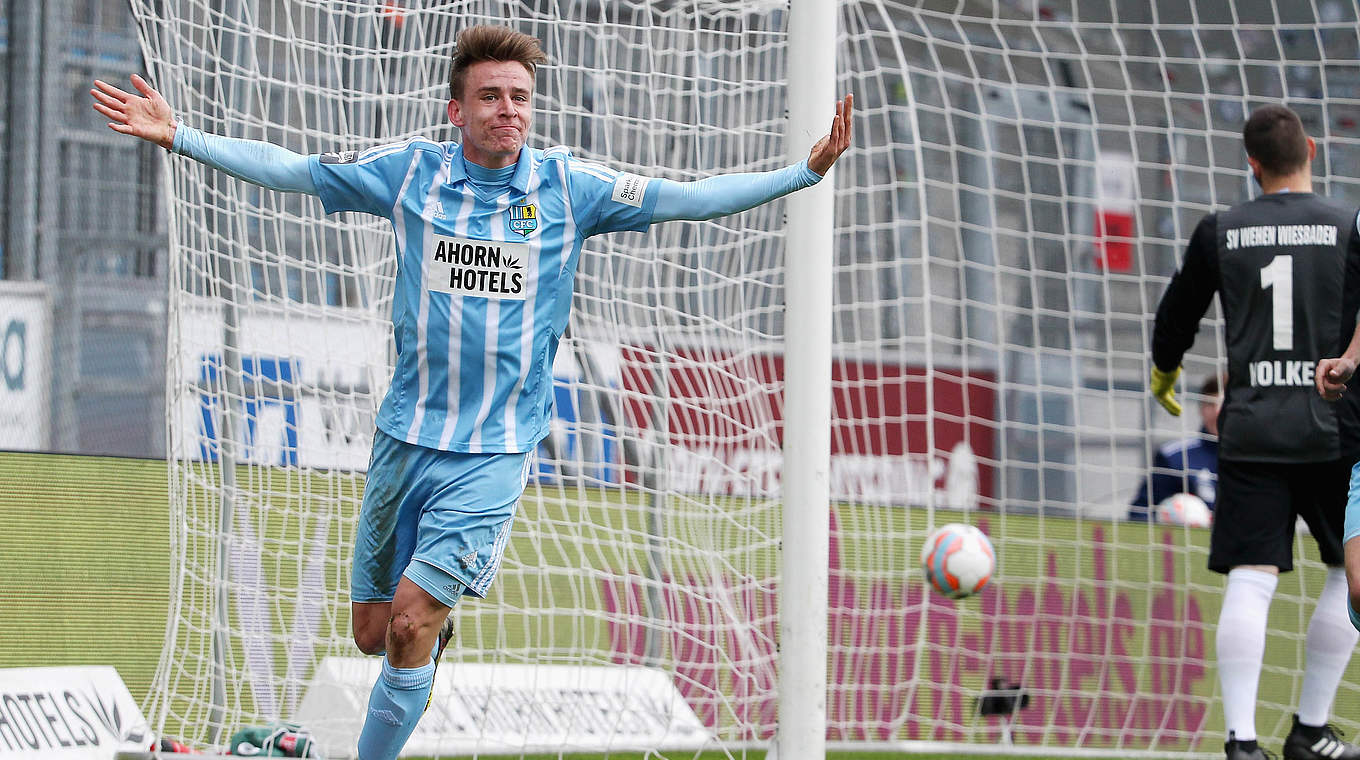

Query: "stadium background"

xmin=4 ymin=0 xmax=1360 ymax=757
xmin=0 ymin=0 xmax=1355 ymax=512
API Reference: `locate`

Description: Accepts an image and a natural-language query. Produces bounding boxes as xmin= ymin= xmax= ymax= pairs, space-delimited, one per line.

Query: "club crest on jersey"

xmin=319 ymin=150 xmax=358 ymax=164
xmin=508 ymin=204 xmax=538 ymax=236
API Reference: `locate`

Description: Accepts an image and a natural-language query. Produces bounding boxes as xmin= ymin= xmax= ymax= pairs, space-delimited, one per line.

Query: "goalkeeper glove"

xmin=1150 ymin=365 xmax=1182 ymax=416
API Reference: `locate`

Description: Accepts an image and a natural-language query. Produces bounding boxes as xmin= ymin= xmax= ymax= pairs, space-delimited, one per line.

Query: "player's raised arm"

xmin=647 ymin=94 xmax=853 ymax=225
xmin=1147 ymin=215 xmax=1219 ymax=416
xmin=91 ymin=75 xmax=317 ymax=195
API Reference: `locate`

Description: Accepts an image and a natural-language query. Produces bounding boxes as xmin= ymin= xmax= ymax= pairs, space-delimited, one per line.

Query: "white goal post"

xmin=133 ymin=1 xmax=1360 ymax=758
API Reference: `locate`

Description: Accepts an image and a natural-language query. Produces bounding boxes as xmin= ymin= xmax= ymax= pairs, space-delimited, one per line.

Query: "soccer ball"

xmin=919 ymin=523 xmax=996 ymax=600
xmin=1156 ymin=492 xmax=1212 ymax=527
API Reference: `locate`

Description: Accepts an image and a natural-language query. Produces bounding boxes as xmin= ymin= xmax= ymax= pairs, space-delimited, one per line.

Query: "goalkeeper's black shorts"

xmin=1208 ymin=457 xmax=1352 ymax=574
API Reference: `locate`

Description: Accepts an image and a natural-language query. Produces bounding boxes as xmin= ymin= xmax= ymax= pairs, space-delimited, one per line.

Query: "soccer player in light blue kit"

xmin=93 ymin=24 xmax=852 ymax=760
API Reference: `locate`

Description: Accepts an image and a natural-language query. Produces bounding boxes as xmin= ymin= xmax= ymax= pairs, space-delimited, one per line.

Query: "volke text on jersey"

xmin=1225 ymin=224 xmax=1338 ymax=249
xmin=1247 ymin=359 xmax=1315 ymax=388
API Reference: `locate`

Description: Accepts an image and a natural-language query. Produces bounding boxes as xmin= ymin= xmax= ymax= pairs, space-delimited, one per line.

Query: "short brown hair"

xmin=448 ymin=25 xmax=547 ymax=101
xmin=1243 ymin=104 xmax=1310 ymax=176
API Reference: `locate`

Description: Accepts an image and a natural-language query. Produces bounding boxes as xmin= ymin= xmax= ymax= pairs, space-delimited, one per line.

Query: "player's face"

xmin=448 ymin=60 xmax=535 ymax=170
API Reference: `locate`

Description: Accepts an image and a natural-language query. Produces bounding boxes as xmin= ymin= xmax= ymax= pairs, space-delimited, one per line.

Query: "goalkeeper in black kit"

xmin=1150 ymin=104 xmax=1360 ymax=760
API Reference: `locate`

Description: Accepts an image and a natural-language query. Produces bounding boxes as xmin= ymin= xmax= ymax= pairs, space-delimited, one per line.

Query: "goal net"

xmin=133 ymin=0 xmax=1360 ymax=756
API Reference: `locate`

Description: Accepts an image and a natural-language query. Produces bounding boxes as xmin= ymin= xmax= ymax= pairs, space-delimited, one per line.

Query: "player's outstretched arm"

xmin=92 ymin=74 xmax=177 ymax=149
xmin=1318 ymin=323 xmax=1360 ymax=401
xmin=91 ymin=75 xmax=316 ymax=194
xmin=649 ymin=94 xmax=854 ymax=224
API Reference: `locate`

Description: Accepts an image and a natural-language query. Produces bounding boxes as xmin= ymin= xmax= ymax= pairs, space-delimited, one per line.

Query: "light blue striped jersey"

xmin=309 ymin=140 xmax=659 ymax=453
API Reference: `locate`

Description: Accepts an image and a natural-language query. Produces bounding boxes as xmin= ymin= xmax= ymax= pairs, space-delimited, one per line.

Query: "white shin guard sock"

xmin=1297 ymin=567 xmax=1359 ymax=727
xmin=1218 ymin=567 xmax=1278 ymax=742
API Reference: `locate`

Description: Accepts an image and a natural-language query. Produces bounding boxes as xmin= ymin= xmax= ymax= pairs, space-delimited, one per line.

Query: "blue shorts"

xmin=351 ymin=429 xmax=531 ymax=607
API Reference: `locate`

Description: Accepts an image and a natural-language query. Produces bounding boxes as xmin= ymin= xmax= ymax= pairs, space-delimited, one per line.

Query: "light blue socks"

xmin=356 ymin=657 xmax=435 ymax=760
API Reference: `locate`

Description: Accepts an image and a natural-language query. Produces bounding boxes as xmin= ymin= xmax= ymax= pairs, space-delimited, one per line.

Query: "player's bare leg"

xmin=352 ymin=601 xmax=392 ymax=655
xmin=384 ymin=578 xmax=451 ymax=666
xmin=355 ymin=578 xmax=452 ymax=760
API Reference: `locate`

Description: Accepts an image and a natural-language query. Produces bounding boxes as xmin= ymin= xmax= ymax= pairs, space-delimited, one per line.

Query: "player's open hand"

xmin=807 ymin=94 xmax=853 ymax=176
xmin=91 ymin=74 xmax=176 ymax=150
xmin=1317 ymin=357 xmax=1355 ymax=401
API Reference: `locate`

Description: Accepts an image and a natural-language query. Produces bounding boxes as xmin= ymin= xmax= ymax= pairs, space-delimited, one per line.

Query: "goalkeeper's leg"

xmin=1210 ymin=460 xmax=1290 ymax=756
xmin=1282 ymin=565 xmax=1360 ymax=760
xmin=1216 ymin=565 xmax=1276 ymax=749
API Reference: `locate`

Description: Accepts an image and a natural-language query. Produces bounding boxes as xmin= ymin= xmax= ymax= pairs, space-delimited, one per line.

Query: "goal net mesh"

xmin=133 ymin=0 xmax=1360 ymax=755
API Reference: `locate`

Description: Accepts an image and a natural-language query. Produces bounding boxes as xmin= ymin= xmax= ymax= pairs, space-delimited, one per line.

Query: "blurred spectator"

xmin=1129 ymin=373 xmax=1222 ymax=521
